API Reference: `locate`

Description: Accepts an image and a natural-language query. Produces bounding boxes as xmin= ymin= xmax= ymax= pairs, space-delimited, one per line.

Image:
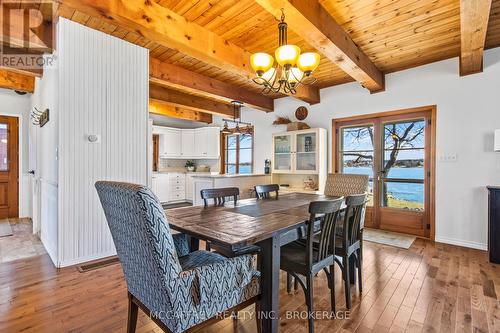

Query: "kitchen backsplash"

xmin=158 ymin=158 xmax=220 ymax=172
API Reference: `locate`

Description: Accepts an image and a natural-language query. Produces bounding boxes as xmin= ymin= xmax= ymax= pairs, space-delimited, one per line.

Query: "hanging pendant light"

xmin=250 ymin=9 xmax=320 ymax=95
xmin=221 ymin=121 xmax=231 ymax=134
xmin=221 ymin=101 xmax=252 ymax=135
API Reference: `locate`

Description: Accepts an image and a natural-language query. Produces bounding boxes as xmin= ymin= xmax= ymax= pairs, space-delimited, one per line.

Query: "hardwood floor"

xmin=0 ymin=228 xmax=499 ymax=332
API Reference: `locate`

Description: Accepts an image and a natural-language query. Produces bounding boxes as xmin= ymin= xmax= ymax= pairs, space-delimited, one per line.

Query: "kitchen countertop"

xmin=153 ymin=171 xmax=217 ymax=175
xmin=190 ymin=173 xmax=271 ymax=179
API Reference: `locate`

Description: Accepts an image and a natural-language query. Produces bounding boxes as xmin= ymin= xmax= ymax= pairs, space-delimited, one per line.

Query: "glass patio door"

xmin=334 ymin=108 xmax=434 ymax=238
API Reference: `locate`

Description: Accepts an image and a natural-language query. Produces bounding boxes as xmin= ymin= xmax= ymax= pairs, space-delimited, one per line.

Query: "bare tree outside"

xmin=341 ymin=120 xmax=425 ymax=209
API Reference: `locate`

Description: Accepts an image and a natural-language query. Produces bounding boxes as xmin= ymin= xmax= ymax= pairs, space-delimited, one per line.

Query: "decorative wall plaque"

xmin=295 ymin=106 xmax=308 ymax=120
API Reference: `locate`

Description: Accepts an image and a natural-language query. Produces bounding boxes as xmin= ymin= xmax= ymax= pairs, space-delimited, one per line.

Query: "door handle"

xmin=28 ymin=170 xmax=35 ymax=175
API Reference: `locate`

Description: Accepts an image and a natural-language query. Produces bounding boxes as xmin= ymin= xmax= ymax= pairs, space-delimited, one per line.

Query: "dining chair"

xmin=95 ymin=181 xmax=261 ymax=333
xmin=200 ymin=187 xmax=258 ymax=259
xmin=324 ymin=173 xmax=369 ymax=197
xmin=280 ymin=197 xmax=344 ymax=333
xmin=200 ymin=187 xmax=239 ymax=207
xmin=254 ymin=184 xmax=279 ymax=199
xmin=333 ymin=193 xmax=367 ymax=309
xmin=200 ymin=187 xmax=240 ymax=252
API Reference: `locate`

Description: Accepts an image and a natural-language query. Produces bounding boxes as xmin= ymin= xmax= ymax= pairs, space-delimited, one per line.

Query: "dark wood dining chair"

xmin=333 ymin=193 xmax=367 ymax=309
xmin=200 ymin=187 xmax=239 ymax=207
xmin=280 ymin=198 xmax=344 ymax=333
xmin=254 ymin=184 xmax=279 ymax=199
xmin=199 ymin=187 xmax=259 ymax=259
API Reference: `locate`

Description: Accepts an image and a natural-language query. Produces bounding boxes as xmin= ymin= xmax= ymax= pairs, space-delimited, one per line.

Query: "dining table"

xmin=164 ymin=192 xmax=349 ymax=333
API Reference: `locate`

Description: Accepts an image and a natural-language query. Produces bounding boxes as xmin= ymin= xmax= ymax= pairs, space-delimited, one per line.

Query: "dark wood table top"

xmin=165 ymin=193 xmax=333 ymax=250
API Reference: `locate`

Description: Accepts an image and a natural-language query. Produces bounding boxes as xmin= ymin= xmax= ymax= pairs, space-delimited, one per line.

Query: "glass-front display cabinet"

xmin=272 ymin=128 xmax=326 ymax=175
xmin=273 ymin=133 xmax=293 ymax=172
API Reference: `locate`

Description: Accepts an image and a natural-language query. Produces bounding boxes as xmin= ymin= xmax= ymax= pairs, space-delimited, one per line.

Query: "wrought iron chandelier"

xmin=221 ymin=101 xmax=252 ymax=135
xmin=250 ymin=9 xmax=321 ymax=95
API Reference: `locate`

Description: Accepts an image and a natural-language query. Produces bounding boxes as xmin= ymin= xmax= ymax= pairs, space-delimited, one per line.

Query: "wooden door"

xmin=0 ymin=116 xmax=19 ymax=218
xmin=333 ymin=106 xmax=436 ymax=238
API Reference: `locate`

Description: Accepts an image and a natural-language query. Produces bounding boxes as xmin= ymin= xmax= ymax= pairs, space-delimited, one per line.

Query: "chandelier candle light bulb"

xmin=298 ymin=52 xmax=321 ymax=74
xmin=275 ymin=45 xmax=301 ymax=67
xmin=250 ymin=53 xmax=274 ymax=74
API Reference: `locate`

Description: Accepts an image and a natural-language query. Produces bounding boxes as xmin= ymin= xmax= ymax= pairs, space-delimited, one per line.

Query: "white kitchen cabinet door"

xmin=205 ymin=127 xmax=220 ymax=158
xmin=185 ymin=174 xmax=194 ymax=201
xmin=162 ymin=129 xmax=181 ymax=158
xmin=153 ymin=173 xmax=170 ymax=202
xmin=194 ymin=128 xmax=208 ymax=157
xmin=151 ymin=175 xmax=159 ymax=196
xmin=181 ymin=130 xmax=195 ymax=158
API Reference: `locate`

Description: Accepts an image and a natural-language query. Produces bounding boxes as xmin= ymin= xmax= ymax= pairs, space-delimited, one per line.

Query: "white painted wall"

xmin=220 ymin=47 xmax=500 ymax=251
xmin=0 ymin=88 xmax=31 ymax=218
xmin=30 ymin=60 xmax=59 ymax=264
xmin=30 ymin=18 xmax=149 ymax=267
xmin=56 ymin=19 xmax=149 ymax=267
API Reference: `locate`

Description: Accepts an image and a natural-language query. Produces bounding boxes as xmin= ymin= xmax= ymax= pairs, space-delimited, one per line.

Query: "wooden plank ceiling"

xmin=43 ymin=0 xmax=500 ymax=111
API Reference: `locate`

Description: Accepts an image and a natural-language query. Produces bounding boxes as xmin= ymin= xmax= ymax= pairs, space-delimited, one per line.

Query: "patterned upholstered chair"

xmin=324 ymin=173 xmax=369 ymax=197
xmin=95 ymin=181 xmax=260 ymax=333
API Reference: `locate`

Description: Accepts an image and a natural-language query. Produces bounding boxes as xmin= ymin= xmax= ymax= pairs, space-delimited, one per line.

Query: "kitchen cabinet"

xmin=181 ymin=130 xmax=195 ymax=158
xmin=168 ymin=173 xmax=186 ymax=202
xmin=154 ymin=126 xmax=220 ymax=159
xmin=156 ymin=127 xmax=181 ymax=158
xmin=151 ymin=173 xmax=170 ymax=202
xmin=271 ymin=128 xmax=327 ymax=192
xmin=204 ymin=127 xmax=220 ymax=158
xmin=151 ymin=172 xmax=186 ymax=203
xmin=185 ymin=173 xmax=194 ymax=201
xmin=272 ymin=128 xmax=326 ymax=174
xmin=195 ymin=127 xmax=220 ymax=158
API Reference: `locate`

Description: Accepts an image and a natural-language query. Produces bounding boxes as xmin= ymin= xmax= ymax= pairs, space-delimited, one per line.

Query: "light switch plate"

xmin=439 ymin=153 xmax=458 ymax=162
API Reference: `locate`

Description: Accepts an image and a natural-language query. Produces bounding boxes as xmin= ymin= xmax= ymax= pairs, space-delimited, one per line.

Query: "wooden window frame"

xmin=220 ymin=128 xmax=254 ymax=175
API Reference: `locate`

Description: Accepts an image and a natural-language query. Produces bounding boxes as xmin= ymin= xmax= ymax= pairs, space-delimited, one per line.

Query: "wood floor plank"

xmin=0 ymin=220 xmax=499 ymax=332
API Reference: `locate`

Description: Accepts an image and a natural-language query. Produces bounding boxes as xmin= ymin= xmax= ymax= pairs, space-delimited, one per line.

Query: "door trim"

xmin=332 ymin=105 xmax=436 ymax=240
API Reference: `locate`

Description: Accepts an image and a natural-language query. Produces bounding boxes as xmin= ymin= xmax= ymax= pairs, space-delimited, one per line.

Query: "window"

xmin=222 ymin=130 xmax=253 ymax=174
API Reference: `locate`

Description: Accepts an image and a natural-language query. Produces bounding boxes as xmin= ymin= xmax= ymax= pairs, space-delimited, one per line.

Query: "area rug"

xmin=363 ymin=228 xmax=416 ymax=249
xmin=0 ymin=220 xmax=13 ymax=237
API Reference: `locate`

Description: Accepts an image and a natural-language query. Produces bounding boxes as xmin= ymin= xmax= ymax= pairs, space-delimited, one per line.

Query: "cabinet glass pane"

xmin=274 ymin=135 xmax=292 ymax=171
xmin=296 ymin=132 xmax=316 ymax=153
xmin=296 ymin=132 xmax=316 ymax=170
xmin=296 ymin=152 xmax=316 ymax=170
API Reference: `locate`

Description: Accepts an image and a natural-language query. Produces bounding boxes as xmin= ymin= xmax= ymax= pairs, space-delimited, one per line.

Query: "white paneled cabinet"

xmin=195 ymin=127 xmax=220 ymax=158
xmin=157 ymin=128 xmax=181 ymax=158
xmin=152 ymin=173 xmax=170 ymax=202
xmin=152 ymin=173 xmax=185 ymax=203
xmin=272 ymin=128 xmax=327 ymax=193
xmin=272 ymin=128 xmax=326 ymax=174
xmin=153 ymin=126 xmax=219 ymax=159
xmin=181 ymin=130 xmax=195 ymax=157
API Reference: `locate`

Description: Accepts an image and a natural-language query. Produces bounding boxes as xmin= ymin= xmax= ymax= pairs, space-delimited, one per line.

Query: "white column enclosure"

xmin=32 ymin=18 xmax=149 ymax=267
